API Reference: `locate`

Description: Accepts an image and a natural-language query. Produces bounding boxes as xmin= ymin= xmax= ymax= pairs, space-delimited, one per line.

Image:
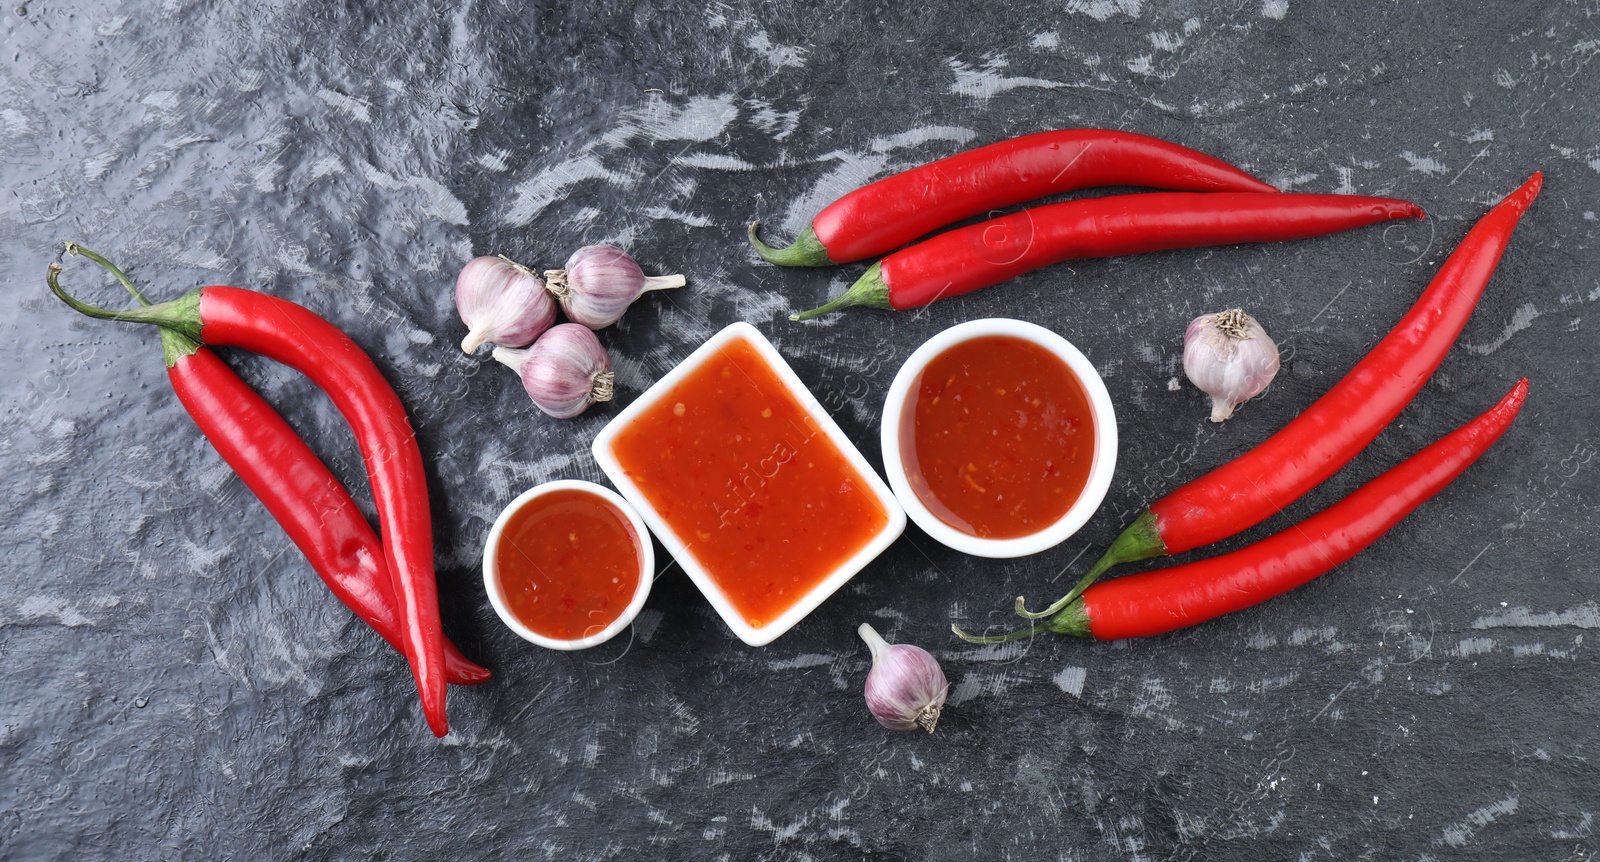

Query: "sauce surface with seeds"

xmin=901 ymin=334 xmax=1095 ymax=539
xmin=608 ymin=335 xmax=889 ymax=628
xmin=495 ymin=488 xmax=644 ymax=640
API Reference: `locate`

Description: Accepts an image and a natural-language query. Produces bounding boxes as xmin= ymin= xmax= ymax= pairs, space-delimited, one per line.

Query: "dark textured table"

xmin=4 ymin=2 xmax=1597 ymax=859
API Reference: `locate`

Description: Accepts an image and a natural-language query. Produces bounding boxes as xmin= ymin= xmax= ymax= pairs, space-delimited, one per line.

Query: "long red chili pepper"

xmin=48 ymin=248 xmax=489 ymax=686
xmin=955 ymin=378 xmax=1527 ymax=643
xmin=1014 ymin=172 xmax=1541 ymax=622
xmin=173 ymin=335 xmax=491 ymax=684
xmin=789 ymin=191 xmax=1424 ymax=319
xmin=49 ymin=259 xmax=452 ymax=737
xmin=749 ymin=128 xmax=1279 ymax=267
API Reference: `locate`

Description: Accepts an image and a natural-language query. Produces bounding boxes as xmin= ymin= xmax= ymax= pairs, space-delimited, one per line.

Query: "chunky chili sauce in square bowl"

xmin=592 ymin=322 xmax=905 ymax=646
xmin=881 ymin=318 xmax=1118 ymax=558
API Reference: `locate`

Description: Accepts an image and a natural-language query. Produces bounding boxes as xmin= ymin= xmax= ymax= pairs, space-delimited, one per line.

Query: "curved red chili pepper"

xmin=1049 ymin=378 xmax=1527 ymax=640
xmin=790 ymin=191 xmax=1423 ymax=319
xmin=1015 ymin=172 xmax=1541 ymax=622
xmin=162 ymin=336 xmax=489 ymax=686
xmin=53 ymin=247 xmax=489 ymax=687
xmin=198 ymin=288 xmax=449 ymax=735
xmin=48 ymin=272 xmax=453 ymax=736
xmin=750 ymin=128 xmax=1279 ymax=266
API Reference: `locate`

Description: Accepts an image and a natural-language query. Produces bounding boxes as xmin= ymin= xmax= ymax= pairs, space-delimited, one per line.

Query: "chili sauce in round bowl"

xmin=483 ymin=480 xmax=654 ymax=650
xmin=881 ymin=319 xmax=1117 ymax=558
xmin=592 ymin=322 xmax=905 ymax=646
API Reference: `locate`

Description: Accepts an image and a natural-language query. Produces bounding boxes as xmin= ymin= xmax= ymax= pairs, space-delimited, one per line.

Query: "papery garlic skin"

xmin=1183 ymin=308 xmax=1280 ymax=423
xmin=859 ymin=623 xmax=949 ymax=733
xmin=492 ymin=324 xmax=615 ymax=419
xmin=544 ymin=244 xmax=686 ymax=329
xmin=456 ymin=256 xmax=558 ymax=354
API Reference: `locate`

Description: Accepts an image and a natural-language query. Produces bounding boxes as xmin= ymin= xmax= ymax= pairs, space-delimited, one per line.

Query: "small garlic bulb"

xmin=1183 ymin=308 xmax=1280 ymax=423
xmin=859 ymin=623 xmax=949 ymax=733
xmin=544 ymin=244 xmax=686 ymax=329
xmin=455 ymin=255 xmax=557 ymax=354
xmin=492 ymin=324 xmax=615 ymax=419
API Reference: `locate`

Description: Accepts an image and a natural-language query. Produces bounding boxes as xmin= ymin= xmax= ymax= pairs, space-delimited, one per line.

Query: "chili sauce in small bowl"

xmin=483 ymin=480 xmax=654 ymax=650
xmin=592 ymin=322 xmax=905 ymax=646
xmin=881 ymin=318 xmax=1117 ymax=558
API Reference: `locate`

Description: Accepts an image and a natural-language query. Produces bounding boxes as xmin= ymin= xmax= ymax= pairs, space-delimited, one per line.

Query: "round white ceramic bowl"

xmin=880 ymin=318 xmax=1118 ymax=559
xmin=483 ymin=479 xmax=655 ymax=651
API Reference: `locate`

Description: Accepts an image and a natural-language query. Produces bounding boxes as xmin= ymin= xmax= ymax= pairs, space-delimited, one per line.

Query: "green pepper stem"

xmin=65 ymin=243 xmax=204 ymax=369
xmin=48 ymin=244 xmax=205 ymax=345
xmin=1014 ymin=509 xmax=1166 ymax=619
xmin=65 ymin=242 xmax=154 ymax=306
xmin=953 ymin=598 xmax=1094 ymax=643
xmin=1014 ymin=553 xmax=1117 ymax=620
xmin=747 ymin=221 xmax=832 ymax=267
xmin=154 ymin=323 xmax=203 ymax=367
xmin=951 ymin=621 xmax=1050 ymax=644
xmin=789 ymin=261 xmax=892 ymax=321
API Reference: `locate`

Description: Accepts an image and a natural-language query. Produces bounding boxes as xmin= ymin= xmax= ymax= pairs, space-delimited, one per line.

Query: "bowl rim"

xmin=880 ymin=317 xmax=1118 ymax=559
xmin=591 ymin=321 xmax=906 ymax=646
xmin=482 ymin=478 xmax=655 ymax=651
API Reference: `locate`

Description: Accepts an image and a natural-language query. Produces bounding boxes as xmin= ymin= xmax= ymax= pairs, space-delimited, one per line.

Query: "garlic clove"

xmin=544 ymin=244 xmax=686 ymax=330
xmin=859 ymin=623 xmax=949 ymax=733
xmin=1182 ymin=308 xmax=1280 ymax=422
xmin=492 ymin=324 xmax=615 ymax=419
xmin=456 ymin=255 xmax=558 ymax=354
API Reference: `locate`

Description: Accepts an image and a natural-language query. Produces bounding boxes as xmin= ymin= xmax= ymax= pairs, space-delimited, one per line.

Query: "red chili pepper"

xmin=985 ymin=378 xmax=1525 ymax=641
xmin=53 ymin=247 xmax=490 ymax=686
xmin=789 ymin=191 xmax=1424 ymax=319
xmin=749 ymin=128 xmax=1279 ymax=267
xmin=167 ymin=333 xmax=491 ymax=685
xmin=49 ymin=258 xmax=453 ymax=736
xmin=51 ymin=249 xmax=486 ymax=687
xmin=1014 ymin=172 xmax=1541 ymax=623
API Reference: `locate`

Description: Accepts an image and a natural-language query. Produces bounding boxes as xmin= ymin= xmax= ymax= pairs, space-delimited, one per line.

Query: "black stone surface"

xmin=4 ymin=1 xmax=1598 ymax=859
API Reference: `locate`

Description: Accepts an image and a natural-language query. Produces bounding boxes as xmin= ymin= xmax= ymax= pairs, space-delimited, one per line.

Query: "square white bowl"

xmin=592 ymin=322 xmax=905 ymax=646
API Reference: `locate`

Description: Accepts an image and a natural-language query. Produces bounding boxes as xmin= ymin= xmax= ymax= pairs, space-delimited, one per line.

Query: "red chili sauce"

xmin=607 ymin=335 xmax=889 ymax=629
xmin=494 ymin=488 xmax=643 ymax=641
xmin=901 ymin=334 xmax=1095 ymax=539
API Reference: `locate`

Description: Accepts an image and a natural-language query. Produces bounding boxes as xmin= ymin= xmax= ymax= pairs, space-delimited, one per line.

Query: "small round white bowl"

xmin=483 ymin=479 xmax=654 ymax=651
xmin=880 ymin=318 xmax=1118 ymax=559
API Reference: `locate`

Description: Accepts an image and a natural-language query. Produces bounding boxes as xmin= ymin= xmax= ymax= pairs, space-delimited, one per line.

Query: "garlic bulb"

xmin=492 ymin=324 xmax=615 ymax=419
xmin=1183 ymin=308 xmax=1280 ymax=423
xmin=859 ymin=623 xmax=949 ymax=733
xmin=544 ymin=244 xmax=686 ymax=329
xmin=456 ymin=255 xmax=557 ymax=354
